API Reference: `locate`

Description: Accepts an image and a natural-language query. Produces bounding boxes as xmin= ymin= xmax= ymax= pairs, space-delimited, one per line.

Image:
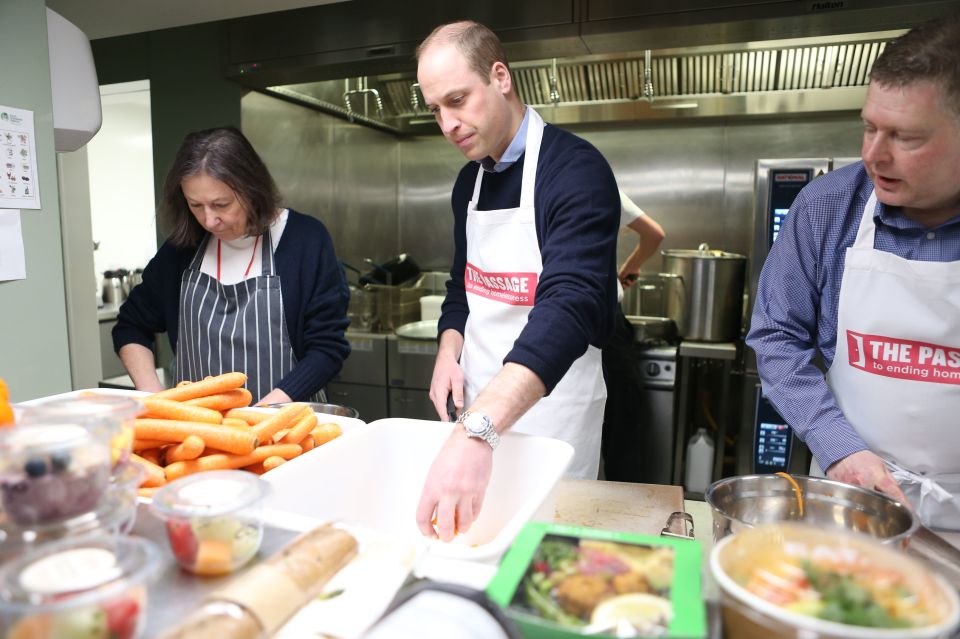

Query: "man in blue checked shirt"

xmin=747 ymin=15 xmax=960 ymax=531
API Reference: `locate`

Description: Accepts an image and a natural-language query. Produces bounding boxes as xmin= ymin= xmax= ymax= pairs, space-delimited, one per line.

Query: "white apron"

xmin=826 ymin=190 xmax=960 ymax=530
xmin=459 ymin=108 xmax=607 ymax=479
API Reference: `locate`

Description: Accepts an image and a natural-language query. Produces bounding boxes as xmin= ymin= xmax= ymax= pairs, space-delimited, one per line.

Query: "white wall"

xmin=87 ymin=80 xmax=156 ymax=289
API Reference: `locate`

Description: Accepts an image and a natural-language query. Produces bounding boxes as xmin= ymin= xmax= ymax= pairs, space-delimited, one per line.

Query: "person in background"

xmin=113 ymin=127 xmax=350 ymax=405
xmin=601 ymin=189 xmax=666 ymax=482
xmin=416 ymin=20 xmax=621 ymax=541
xmin=747 ymin=15 xmax=960 ymax=530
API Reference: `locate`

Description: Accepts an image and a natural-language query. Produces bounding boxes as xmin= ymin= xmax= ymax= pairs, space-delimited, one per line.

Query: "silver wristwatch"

xmin=456 ymin=411 xmax=500 ymax=450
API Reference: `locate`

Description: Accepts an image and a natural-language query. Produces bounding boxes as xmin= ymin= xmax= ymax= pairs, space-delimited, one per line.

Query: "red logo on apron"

xmin=464 ymin=262 xmax=537 ymax=306
xmin=846 ymin=330 xmax=960 ymax=385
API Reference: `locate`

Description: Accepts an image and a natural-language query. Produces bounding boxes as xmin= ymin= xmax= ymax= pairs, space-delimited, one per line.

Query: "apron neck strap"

xmin=260 ymin=228 xmax=275 ymax=276
xmin=470 ymin=106 xmax=545 ymax=207
xmin=853 ymin=189 xmax=880 ymax=249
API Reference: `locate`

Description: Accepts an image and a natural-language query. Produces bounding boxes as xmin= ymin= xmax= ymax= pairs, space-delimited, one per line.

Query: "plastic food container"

xmin=0 ymin=424 xmax=112 ymax=527
xmin=20 ymin=394 xmax=144 ymax=467
xmin=711 ymin=523 xmax=960 ymax=639
xmin=0 ymin=534 xmax=161 ymax=639
xmin=109 ymin=461 xmax=145 ymax=535
xmin=150 ymin=470 xmax=268 ymax=576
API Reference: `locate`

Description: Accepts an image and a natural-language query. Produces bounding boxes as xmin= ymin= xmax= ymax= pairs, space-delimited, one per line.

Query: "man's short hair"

xmin=416 ymin=20 xmax=511 ymax=84
xmin=870 ymin=13 xmax=960 ymax=118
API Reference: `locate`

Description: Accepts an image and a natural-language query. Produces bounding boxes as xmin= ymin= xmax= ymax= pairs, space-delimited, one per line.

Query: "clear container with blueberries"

xmin=0 ymin=534 xmax=162 ymax=639
xmin=19 ymin=394 xmax=144 ymax=468
xmin=150 ymin=470 xmax=269 ymax=576
xmin=0 ymin=423 xmax=113 ymax=529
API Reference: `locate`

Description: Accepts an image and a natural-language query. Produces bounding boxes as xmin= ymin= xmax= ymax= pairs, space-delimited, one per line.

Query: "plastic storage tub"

xmin=0 ymin=534 xmax=162 ymax=639
xmin=261 ymin=418 xmax=573 ymax=561
xmin=0 ymin=423 xmax=112 ymax=527
xmin=150 ymin=470 xmax=268 ymax=576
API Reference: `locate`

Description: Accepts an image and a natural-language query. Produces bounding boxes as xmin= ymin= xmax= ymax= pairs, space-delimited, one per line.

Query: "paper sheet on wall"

xmin=0 ymin=209 xmax=26 ymax=281
xmin=0 ymin=105 xmax=41 ymax=210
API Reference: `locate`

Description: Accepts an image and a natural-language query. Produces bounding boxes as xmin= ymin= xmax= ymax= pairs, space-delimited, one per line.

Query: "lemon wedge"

xmin=590 ymin=593 xmax=673 ymax=631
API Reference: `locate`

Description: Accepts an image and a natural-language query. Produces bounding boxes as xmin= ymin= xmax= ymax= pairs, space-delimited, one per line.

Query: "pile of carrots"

xmin=130 ymin=372 xmax=341 ymax=497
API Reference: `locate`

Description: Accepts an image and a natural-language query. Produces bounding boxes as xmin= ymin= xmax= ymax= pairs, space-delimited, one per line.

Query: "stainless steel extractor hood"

xmin=260 ymin=29 xmax=898 ymax=133
xmin=224 ymin=0 xmax=960 ymax=133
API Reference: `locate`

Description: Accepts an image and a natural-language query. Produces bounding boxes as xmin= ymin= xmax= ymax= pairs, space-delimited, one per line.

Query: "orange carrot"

xmin=262 ymin=456 xmax=287 ymax=472
xmin=151 ymin=372 xmax=247 ymax=402
xmin=176 ymin=380 xmax=193 ymax=387
xmin=252 ymin=404 xmax=308 ymax=442
xmin=300 ymin=435 xmax=316 ymax=453
xmin=138 ymin=486 xmax=161 ymax=498
xmin=165 ymin=435 xmax=205 ymax=463
xmin=134 ymin=418 xmax=258 ymax=455
xmin=221 ymin=417 xmax=251 ymax=429
xmin=280 ymin=411 xmax=318 ymax=445
xmin=242 ymin=462 xmax=266 ymax=475
xmin=164 ymin=444 xmax=302 ymax=481
xmin=184 ymin=388 xmax=253 ymax=411
xmin=271 ymin=428 xmax=291 ymax=444
xmin=133 ymin=438 xmax=168 ymax=452
xmin=310 ymin=422 xmax=343 ymax=446
xmin=143 ymin=397 xmax=222 ymax=424
xmin=139 ymin=447 xmax=163 ymax=466
xmin=131 ymin=453 xmax=166 ymax=487
xmin=222 ymin=408 xmax=271 ymax=425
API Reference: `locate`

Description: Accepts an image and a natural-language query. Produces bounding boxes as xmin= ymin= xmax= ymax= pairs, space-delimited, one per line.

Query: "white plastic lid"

xmin=150 ymin=470 xmax=268 ymax=519
xmin=21 ymin=394 xmax=144 ymax=427
xmin=0 ymin=535 xmax=161 ymax=612
xmin=0 ymin=423 xmax=91 ymax=454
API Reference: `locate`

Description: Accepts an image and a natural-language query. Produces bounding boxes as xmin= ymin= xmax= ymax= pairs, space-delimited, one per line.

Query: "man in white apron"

xmin=414 ymin=21 xmax=621 ymax=541
xmin=747 ymin=16 xmax=960 ymax=531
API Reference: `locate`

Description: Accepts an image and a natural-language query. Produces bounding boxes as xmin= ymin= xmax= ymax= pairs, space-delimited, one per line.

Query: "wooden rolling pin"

xmin=157 ymin=523 xmax=358 ymax=639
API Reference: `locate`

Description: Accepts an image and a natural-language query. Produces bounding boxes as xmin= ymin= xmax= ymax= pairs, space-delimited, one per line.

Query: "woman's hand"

xmin=257 ymin=388 xmax=292 ymax=406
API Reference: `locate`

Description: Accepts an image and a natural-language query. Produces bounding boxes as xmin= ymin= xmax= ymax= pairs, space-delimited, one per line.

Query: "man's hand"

xmin=826 ymin=449 xmax=909 ymax=505
xmin=415 ymin=429 xmax=492 ymax=541
xmin=428 ymin=330 xmax=465 ymax=421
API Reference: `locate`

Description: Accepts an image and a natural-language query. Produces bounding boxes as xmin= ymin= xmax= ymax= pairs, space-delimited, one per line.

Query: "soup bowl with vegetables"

xmin=711 ymin=523 xmax=960 ymax=639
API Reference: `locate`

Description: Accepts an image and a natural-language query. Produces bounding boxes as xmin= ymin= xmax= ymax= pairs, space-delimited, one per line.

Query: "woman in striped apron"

xmin=114 ymin=127 xmax=350 ymax=404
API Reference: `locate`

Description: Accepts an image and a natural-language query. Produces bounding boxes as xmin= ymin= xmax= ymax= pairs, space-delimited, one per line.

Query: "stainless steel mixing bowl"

xmin=705 ymin=474 xmax=919 ymax=545
xmin=267 ymin=402 xmax=360 ymax=419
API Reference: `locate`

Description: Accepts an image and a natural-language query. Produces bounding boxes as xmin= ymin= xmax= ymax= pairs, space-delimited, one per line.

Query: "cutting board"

xmin=535 ymin=479 xmax=685 ymax=536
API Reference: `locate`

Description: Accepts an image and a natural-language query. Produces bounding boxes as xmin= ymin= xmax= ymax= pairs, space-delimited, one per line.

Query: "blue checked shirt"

xmin=746 ymin=162 xmax=960 ymax=470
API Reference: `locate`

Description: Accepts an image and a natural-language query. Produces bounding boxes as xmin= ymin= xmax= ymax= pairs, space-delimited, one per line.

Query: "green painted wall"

xmin=92 ymin=22 xmax=242 ymax=221
xmin=0 ymin=1 xmax=71 ymax=401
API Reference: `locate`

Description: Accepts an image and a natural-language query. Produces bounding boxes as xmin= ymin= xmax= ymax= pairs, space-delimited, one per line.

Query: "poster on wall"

xmin=0 ymin=105 xmax=41 ymax=210
xmin=0 ymin=209 xmax=26 ymax=281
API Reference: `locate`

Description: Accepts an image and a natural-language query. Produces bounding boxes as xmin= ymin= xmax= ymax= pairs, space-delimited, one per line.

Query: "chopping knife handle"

xmin=446 ymin=394 xmax=458 ymax=422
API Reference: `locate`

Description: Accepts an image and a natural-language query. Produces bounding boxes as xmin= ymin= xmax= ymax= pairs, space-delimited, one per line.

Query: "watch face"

xmin=464 ymin=413 xmax=487 ymax=435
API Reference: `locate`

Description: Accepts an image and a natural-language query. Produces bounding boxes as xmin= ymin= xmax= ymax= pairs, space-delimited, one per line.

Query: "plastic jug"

xmin=684 ymin=427 xmax=715 ymax=494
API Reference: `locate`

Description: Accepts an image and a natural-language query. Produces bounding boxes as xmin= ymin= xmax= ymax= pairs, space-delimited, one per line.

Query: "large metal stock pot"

xmin=661 ymin=244 xmax=746 ymax=342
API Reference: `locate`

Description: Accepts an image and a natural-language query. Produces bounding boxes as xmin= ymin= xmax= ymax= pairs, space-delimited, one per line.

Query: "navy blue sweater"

xmin=438 ymin=124 xmax=620 ymax=393
xmin=113 ymin=210 xmax=351 ymax=400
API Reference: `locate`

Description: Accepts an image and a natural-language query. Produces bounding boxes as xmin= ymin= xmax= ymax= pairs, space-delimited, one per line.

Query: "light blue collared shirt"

xmin=479 ymin=107 xmax=530 ymax=173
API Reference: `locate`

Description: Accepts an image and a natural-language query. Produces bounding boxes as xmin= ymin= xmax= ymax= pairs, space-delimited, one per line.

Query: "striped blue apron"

xmin=175 ymin=230 xmax=319 ymax=404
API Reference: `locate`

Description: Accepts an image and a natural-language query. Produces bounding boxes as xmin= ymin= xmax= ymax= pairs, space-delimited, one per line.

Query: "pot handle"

xmin=660 ymin=511 xmax=695 ymax=540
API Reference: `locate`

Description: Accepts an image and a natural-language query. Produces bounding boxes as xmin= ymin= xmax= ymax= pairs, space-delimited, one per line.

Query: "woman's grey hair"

xmin=160 ymin=127 xmax=281 ymax=247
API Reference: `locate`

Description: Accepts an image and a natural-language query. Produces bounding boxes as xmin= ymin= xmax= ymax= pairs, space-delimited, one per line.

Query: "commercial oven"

xmin=741 ymin=158 xmax=859 ymax=475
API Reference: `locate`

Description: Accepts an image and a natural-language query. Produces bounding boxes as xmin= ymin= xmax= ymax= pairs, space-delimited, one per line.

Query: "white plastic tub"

xmin=261 ymin=418 xmax=573 ymax=561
